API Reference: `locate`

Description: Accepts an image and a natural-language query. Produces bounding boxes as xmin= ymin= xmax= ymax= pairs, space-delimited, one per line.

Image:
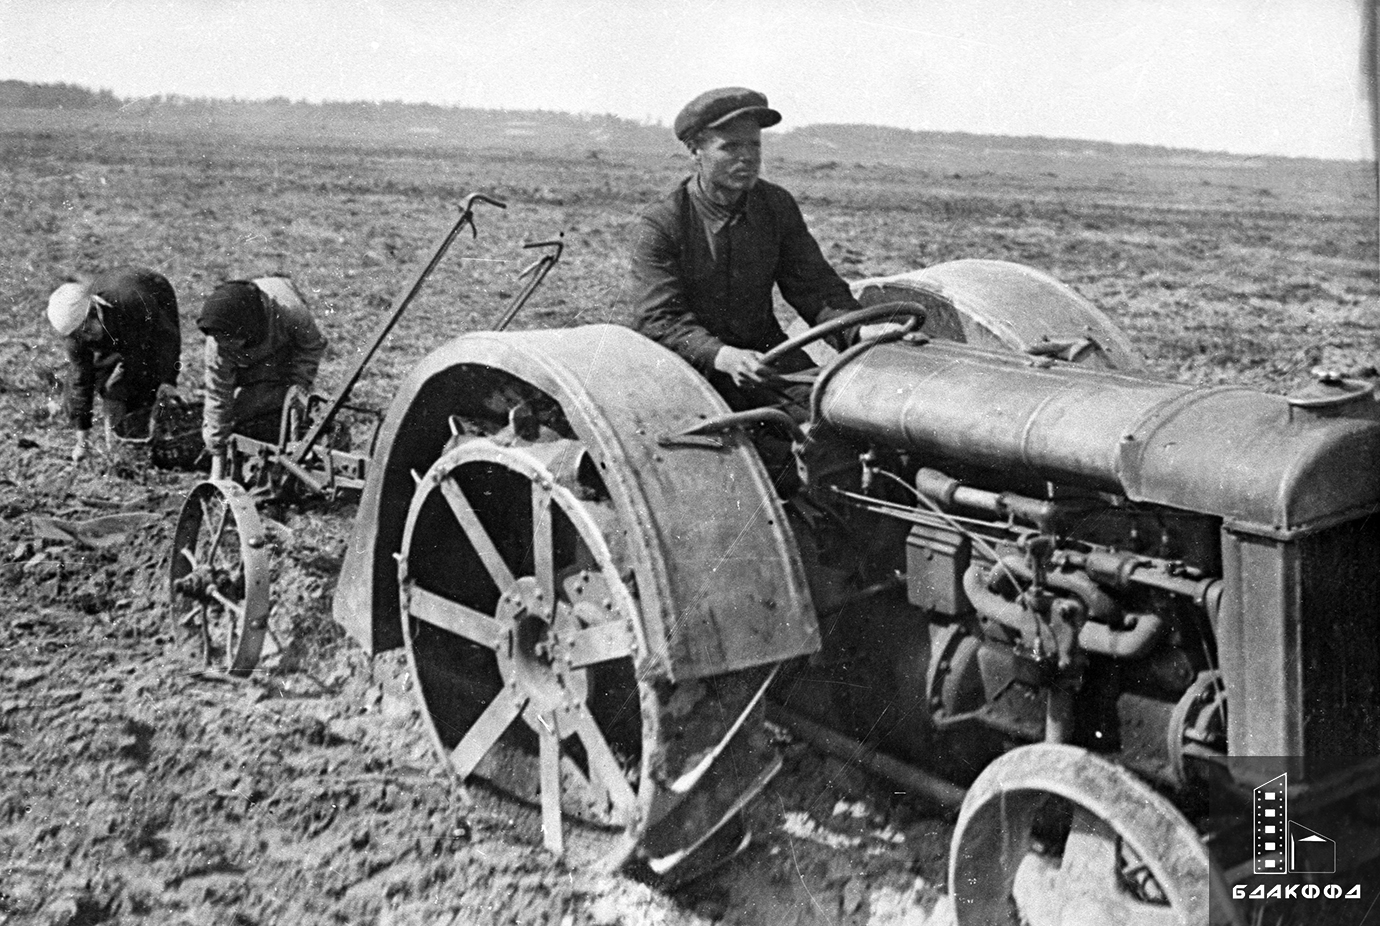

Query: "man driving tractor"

xmin=627 ymin=87 xmax=862 ymax=414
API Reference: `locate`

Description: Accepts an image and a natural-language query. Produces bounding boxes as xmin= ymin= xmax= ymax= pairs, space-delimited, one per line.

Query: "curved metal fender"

xmin=333 ymin=324 xmax=819 ymax=681
xmin=851 ymin=258 xmax=1146 ymax=372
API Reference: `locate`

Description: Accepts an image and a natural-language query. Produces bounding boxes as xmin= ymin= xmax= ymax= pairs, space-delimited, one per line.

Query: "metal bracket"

xmin=1026 ymin=336 xmax=1100 ymax=364
xmin=656 ymin=408 xmax=805 ymax=449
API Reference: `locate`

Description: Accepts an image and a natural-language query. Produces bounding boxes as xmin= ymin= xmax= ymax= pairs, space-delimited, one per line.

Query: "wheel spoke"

xmin=208 ymin=587 xmax=245 ymax=617
xmin=198 ymin=603 xmax=211 ymax=666
xmin=538 ymin=711 xmax=564 ymax=854
xmin=531 ymin=488 xmax=554 ymax=606
xmin=198 ymin=497 xmax=220 ymax=561
xmin=1039 ymin=807 xmax=1183 ymax=925
xmin=1058 ymin=807 xmax=1124 ymax=895
xmin=566 ymin=703 xmax=638 ymax=823
xmin=405 ymin=583 xmax=507 ymax=650
xmin=449 ymin=692 xmax=525 ymax=779
xmin=563 ymin=619 xmax=634 ymax=669
xmin=225 ymin=602 xmax=240 ymax=669
xmin=205 ymin=504 xmax=232 ymax=564
xmin=438 ymin=477 xmax=516 ymax=591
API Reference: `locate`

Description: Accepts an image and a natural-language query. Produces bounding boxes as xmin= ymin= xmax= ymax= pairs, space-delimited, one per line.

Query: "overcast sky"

xmin=1 ymin=0 xmax=1373 ymax=160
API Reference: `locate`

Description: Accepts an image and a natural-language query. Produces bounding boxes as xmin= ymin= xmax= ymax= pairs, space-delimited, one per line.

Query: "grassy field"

xmin=0 ymin=104 xmax=1376 ymax=926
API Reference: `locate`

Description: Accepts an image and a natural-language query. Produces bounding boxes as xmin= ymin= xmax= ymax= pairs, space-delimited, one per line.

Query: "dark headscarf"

xmin=198 ymin=281 xmax=266 ymax=345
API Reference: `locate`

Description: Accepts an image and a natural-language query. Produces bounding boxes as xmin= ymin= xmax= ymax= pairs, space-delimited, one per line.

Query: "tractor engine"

xmin=786 ymin=325 xmax=1380 ymax=799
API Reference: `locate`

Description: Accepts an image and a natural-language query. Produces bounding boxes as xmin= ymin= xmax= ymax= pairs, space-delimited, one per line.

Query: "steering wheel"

xmin=760 ymin=301 xmax=929 ymax=368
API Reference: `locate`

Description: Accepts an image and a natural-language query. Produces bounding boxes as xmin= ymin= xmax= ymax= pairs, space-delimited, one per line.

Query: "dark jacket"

xmin=64 ymin=268 xmax=181 ymax=430
xmin=202 ymin=276 xmax=327 ymax=452
xmin=629 ymin=177 xmax=861 ymax=375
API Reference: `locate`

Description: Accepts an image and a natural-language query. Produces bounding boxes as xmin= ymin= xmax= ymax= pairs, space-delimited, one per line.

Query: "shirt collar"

xmin=687 ymin=176 xmax=748 ymax=235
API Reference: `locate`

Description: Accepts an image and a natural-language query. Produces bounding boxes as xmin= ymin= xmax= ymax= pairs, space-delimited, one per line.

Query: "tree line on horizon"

xmin=2 ymin=78 xmax=1305 ymax=163
xmin=0 ymin=79 xmax=653 ymax=126
xmin=0 ymin=80 xmax=121 ymax=110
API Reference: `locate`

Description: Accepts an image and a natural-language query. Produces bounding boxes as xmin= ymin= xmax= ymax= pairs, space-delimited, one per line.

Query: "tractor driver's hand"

xmin=209 ymin=452 xmax=225 ymax=481
xmin=714 ymin=346 xmax=774 ymax=387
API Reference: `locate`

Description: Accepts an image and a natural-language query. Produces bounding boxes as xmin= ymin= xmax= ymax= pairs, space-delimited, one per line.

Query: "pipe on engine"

xmin=915 ymin=467 xmax=1063 ymax=533
xmin=1077 ymin=611 xmax=1165 ymax=659
xmin=995 ymin=554 xmax=1117 ymax=624
xmin=962 ymin=564 xmax=1165 ymax=660
xmin=963 ymin=565 xmax=1041 ymax=642
xmin=1075 ymin=549 xmax=1223 ymax=621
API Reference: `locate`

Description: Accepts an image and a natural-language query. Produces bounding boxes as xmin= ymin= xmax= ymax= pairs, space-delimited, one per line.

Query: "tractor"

xmin=173 ymin=196 xmax=1380 ymax=922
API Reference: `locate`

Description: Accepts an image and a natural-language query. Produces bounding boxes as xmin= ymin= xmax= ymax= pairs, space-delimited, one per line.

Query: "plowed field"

xmin=2 ymin=110 xmax=1375 ymax=925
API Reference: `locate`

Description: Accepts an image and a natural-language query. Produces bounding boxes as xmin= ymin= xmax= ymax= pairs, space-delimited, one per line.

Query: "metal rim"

xmin=169 ymin=479 xmax=271 ymax=676
xmin=949 ymin=742 xmax=1243 ymax=926
xmin=398 ymin=437 xmax=654 ymax=866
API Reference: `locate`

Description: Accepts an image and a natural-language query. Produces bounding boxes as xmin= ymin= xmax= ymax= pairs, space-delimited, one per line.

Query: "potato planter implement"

xmin=173 ymin=196 xmax=1380 ymax=911
xmin=171 ymin=192 xmax=531 ymax=671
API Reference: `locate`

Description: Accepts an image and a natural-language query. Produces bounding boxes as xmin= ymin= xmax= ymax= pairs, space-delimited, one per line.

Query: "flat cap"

xmin=674 ymin=87 xmax=782 ymax=142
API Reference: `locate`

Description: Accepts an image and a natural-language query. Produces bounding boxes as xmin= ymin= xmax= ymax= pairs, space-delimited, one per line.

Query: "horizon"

xmin=4 ymin=77 xmax=1367 ymax=166
xmin=0 ymin=0 xmax=1373 ymax=162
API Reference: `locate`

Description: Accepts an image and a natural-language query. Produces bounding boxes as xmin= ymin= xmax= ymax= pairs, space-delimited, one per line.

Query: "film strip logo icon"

xmin=1254 ymin=774 xmax=1288 ymax=874
xmin=1254 ymin=773 xmax=1336 ymax=875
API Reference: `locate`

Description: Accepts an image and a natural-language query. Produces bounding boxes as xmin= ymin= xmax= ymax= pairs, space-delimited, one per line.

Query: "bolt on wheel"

xmin=399 ymin=436 xmax=779 ymax=873
xmin=170 ymin=480 xmax=271 ymax=675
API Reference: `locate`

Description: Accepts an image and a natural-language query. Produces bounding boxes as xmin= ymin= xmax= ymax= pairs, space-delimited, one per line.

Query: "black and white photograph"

xmin=2 ymin=2 xmax=1377 ymax=924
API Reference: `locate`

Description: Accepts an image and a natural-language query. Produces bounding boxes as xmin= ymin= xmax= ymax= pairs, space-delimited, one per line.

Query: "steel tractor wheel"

xmin=170 ymin=480 xmax=271 ymax=675
xmin=949 ymin=743 xmax=1243 ymax=926
xmin=381 ymin=326 xmax=818 ymax=878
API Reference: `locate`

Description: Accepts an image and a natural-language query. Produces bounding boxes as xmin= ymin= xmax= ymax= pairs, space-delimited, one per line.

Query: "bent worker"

xmin=198 ymin=276 xmax=327 ymax=480
xmin=46 ymin=268 xmax=182 ymax=462
xmin=628 ymin=86 xmax=863 ymax=413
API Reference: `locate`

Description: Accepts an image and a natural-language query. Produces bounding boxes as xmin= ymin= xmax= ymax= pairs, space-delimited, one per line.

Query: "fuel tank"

xmin=816 ymin=338 xmax=1380 ymax=536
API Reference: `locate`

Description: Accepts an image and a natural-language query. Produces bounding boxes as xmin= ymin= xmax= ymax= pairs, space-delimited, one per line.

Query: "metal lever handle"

xmin=291 ymin=191 xmax=506 ymax=466
xmin=491 ymin=233 xmax=564 ymax=331
xmin=457 ymin=193 xmax=508 ymax=237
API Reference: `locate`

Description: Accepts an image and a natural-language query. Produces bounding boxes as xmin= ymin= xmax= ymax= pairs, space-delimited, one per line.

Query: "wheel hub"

xmin=172 ymin=563 xmax=214 ymax=598
xmin=496 ymin=576 xmax=589 ymax=716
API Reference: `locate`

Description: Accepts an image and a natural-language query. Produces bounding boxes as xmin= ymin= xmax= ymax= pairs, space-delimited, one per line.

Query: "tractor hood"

xmin=817 ymin=338 xmax=1380 ymax=537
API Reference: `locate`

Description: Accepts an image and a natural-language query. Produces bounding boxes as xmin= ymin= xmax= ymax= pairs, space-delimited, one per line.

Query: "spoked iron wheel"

xmin=399 ymin=435 xmax=779 ymax=875
xmin=170 ymin=480 xmax=271 ymax=675
xmin=949 ymin=743 xmax=1242 ymax=926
